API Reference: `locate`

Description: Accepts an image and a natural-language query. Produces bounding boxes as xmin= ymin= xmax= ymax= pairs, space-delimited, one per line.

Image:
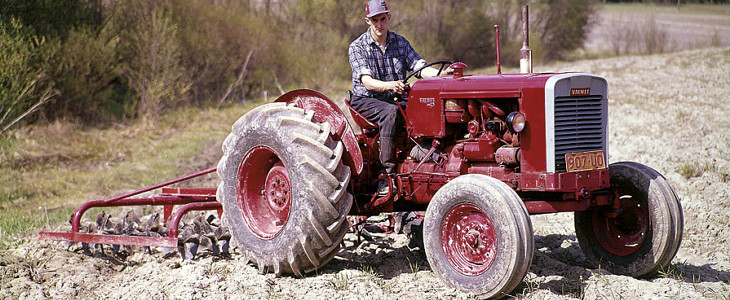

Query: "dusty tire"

xmin=424 ymin=174 xmax=534 ymax=298
xmin=217 ymin=102 xmax=353 ymax=276
xmin=575 ymin=161 xmax=683 ymax=277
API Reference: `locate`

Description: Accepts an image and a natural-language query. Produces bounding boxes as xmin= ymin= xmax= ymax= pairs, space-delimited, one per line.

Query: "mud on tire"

xmin=217 ymin=102 xmax=353 ymax=276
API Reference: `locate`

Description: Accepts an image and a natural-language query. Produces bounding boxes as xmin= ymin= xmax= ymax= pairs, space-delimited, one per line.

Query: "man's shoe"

xmin=377 ymin=178 xmax=392 ymax=196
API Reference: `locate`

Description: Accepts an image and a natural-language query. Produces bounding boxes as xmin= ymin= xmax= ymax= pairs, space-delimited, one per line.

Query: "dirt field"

xmin=2 ymin=48 xmax=729 ymax=299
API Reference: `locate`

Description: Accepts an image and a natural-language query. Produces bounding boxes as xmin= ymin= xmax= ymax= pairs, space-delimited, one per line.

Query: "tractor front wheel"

xmin=424 ymin=174 xmax=534 ymax=298
xmin=217 ymin=103 xmax=353 ymax=276
xmin=575 ymin=161 xmax=683 ymax=277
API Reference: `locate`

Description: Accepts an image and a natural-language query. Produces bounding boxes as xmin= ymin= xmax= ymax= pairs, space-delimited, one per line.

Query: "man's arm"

xmin=361 ymin=75 xmax=407 ymax=94
xmin=419 ymin=65 xmax=453 ymax=78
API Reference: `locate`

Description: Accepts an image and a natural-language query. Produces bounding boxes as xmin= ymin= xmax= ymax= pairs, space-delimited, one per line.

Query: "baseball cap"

xmin=365 ymin=0 xmax=389 ymax=18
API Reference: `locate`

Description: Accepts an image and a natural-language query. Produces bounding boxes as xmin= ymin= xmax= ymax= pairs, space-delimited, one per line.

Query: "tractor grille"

xmin=553 ymin=95 xmax=606 ymax=172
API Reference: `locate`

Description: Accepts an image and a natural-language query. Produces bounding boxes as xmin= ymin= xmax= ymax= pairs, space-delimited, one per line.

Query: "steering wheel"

xmin=402 ymin=60 xmax=454 ymax=84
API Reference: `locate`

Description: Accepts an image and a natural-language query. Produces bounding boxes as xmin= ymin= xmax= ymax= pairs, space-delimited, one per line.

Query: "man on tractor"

xmin=348 ymin=0 xmax=449 ymax=195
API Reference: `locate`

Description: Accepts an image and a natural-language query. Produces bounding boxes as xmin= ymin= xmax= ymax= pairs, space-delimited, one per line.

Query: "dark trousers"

xmin=350 ymin=94 xmax=404 ymax=173
xmin=349 ymin=94 xmax=404 ymax=138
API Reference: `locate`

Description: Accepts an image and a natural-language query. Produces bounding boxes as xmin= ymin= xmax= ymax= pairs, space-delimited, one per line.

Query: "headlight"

xmin=506 ymin=112 xmax=526 ymax=132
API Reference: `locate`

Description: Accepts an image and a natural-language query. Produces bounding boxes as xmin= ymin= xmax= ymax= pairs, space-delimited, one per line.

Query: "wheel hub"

xmin=265 ymin=165 xmax=290 ymax=213
xmin=441 ymin=203 xmax=497 ymax=276
xmin=237 ymin=146 xmax=291 ymax=239
xmin=593 ymin=194 xmax=649 ymax=256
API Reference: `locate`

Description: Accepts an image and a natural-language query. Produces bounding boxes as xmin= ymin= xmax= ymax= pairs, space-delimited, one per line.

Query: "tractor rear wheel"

xmin=217 ymin=102 xmax=353 ymax=276
xmin=424 ymin=174 xmax=534 ymax=298
xmin=575 ymin=161 xmax=683 ymax=277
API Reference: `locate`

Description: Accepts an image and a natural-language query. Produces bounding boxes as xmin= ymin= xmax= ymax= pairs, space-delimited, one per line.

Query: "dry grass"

xmin=583 ymin=3 xmax=730 ymax=57
xmin=0 ymin=103 xmax=262 ymax=249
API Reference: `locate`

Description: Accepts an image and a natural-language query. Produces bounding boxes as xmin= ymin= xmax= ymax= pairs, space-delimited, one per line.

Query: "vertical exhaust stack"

xmin=520 ymin=5 xmax=532 ymax=74
xmin=494 ymin=25 xmax=501 ymax=74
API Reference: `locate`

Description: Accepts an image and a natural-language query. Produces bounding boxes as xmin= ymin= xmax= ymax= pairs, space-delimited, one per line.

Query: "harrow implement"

xmin=39 ymin=167 xmax=226 ymax=256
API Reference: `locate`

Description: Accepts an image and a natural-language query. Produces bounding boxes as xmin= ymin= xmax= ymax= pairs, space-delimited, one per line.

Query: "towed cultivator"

xmin=39 ymin=168 xmax=230 ymax=260
xmin=40 ymin=6 xmax=683 ymax=299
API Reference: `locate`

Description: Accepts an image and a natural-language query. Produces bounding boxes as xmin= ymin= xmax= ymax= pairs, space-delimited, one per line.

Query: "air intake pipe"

xmin=520 ymin=5 xmax=532 ymax=74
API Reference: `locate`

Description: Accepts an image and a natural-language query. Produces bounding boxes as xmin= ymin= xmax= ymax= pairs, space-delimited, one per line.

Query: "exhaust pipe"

xmin=494 ymin=25 xmax=501 ymax=74
xmin=520 ymin=5 xmax=532 ymax=74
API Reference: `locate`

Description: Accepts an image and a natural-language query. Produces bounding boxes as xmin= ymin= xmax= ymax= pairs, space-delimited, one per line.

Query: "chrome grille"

xmin=553 ymin=95 xmax=606 ymax=172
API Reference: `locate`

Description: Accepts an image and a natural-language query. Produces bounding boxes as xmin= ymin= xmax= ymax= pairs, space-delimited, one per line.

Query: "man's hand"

xmin=388 ymin=81 xmax=407 ymax=94
xmin=362 ymin=75 xmax=407 ymax=94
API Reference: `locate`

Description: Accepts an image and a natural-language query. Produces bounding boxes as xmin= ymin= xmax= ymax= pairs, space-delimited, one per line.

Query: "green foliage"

xmin=0 ymin=18 xmax=55 ymax=133
xmin=44 ymin=26 xmax=123 ymax=122
xmin=395 ymin=0 xmax=505 ymax=66
xmin=118 ymin=1 xmax=191 ymax=121
xmin=166 ymin=1 xmax=258 ymax=104
xmin=0 ymin=0 xmax=100 ymax=39
xmin=533 ymin=0 xmax=597 ymax=60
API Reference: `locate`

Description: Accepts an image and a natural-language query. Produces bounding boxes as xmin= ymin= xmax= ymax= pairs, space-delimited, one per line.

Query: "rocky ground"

xmin=2 ymin=48 xmax=729 ymax=299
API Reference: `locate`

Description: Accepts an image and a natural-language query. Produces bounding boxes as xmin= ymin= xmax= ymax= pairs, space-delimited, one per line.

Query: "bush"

xmin=642 ymin=16 xmax=670 ymax=54
xmin=392 ymin=0 xmax=597 ymax=67
xmin=533 ymin=0 xmax=598 ymax=61
xmin=43 ymin=27 xmax=123 ymax=122
xmin=605 ymin=14 xmax=673 ymax=55
xmin=117 ymin=1 xmax=191 ymax=121
xmin=0 ymin=0 xmax=99 ymax=40
xmin=0 ymin=19 xmax=55 ymax=134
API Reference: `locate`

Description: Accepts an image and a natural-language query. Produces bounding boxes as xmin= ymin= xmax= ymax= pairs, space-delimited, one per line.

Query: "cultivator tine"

xmin=63 ymin=208 xmax=230 ymax=260
xmin=80 ymin=222 xmax=96 ymax=256
xmin=126 ymin=210 xmax=141 ymax=229
xmin=82 ymin=243 xmax=93 ymax=256
xmin=199 ymin=236 xmax=212 ymax=253
xmin=185 ymin=243 xmax=199 ymax=260
xmin=216 ymin=226 xmax=231 ymax=256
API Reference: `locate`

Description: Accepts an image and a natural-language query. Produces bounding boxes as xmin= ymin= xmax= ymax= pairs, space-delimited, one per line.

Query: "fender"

xmin=275 ymin=89 xmax=364 ymax=176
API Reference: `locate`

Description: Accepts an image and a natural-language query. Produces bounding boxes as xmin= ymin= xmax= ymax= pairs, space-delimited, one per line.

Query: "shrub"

xmin=0 ymin=18 xmax=55 ymax=134
xmin=533 ymin=0 xmax=598 ymax=60
xmin=118 ymin=1 xmax=191 ymax=121
xmin=43 ymin=27 xmax=123 ymax=122
xmin=642 ymin=16 xmax=670 ymax=54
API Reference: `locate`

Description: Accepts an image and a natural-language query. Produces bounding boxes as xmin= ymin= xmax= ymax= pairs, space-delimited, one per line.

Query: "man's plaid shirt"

xmin=348 ymin=30 xmax=425 ymax=99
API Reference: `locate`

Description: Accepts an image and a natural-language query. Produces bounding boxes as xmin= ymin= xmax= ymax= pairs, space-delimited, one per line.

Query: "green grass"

xmin=0 ymin=101 xmax=264 ymax=250
xmin=327 ymin=272 xmax=352 ymax=291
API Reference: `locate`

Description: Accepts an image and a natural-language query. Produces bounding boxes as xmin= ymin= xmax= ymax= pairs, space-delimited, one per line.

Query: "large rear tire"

xmin=424 ymin=174 xmax=534 ymax=299
xmin=575 ymin=161 xmax=683 ymax=277
xmin=217 ymin=102 xmax=353 ymax=276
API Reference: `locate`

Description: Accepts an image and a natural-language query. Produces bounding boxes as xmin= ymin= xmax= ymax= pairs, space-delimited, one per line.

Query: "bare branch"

xmin=217 ymin=49 xmax=254 ymax=108
xmin=1 ymin=82 xmax=56 ymax=135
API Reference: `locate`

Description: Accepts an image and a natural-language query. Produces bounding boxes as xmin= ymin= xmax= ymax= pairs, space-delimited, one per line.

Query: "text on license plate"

xmin=565 ymin=150 xmax=606 ymax=172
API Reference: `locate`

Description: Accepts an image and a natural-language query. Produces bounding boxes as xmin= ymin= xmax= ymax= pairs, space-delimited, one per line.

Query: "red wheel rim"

xmin=441 ymin=203 xmax=497 ymax=276
xmin=237 ymin=146 xmax=291 ymax=239
xmin=592 ymin=191 xmax=649 ymax=256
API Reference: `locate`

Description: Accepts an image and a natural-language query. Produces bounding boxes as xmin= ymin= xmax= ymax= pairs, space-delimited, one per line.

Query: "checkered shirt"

xmin=348 ymin=30 xmax=424 ymax=99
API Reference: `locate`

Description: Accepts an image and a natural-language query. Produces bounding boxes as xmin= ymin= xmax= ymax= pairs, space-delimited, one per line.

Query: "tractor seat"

xmin=345 ymin=92 xmax=378 ymax=131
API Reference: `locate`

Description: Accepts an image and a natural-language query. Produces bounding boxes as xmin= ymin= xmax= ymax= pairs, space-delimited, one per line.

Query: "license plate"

xmin=565 ymin=150 xmax=606 ymax=172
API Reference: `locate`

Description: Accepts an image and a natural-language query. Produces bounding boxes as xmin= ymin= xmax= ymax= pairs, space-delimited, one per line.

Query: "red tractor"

xmin=41 ymin=6 xmax=683 ymax=299
xmin=216 ymin=52 xmax=682 ymax=300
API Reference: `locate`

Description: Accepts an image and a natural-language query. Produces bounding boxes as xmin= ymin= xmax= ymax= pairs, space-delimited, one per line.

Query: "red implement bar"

xmin=39 ymin=168 xmax=222 ymax=248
